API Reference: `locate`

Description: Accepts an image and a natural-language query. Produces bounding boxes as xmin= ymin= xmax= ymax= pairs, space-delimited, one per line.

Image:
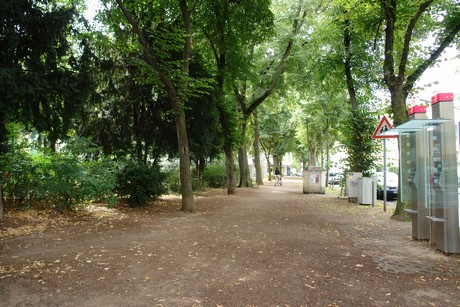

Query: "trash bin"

xmin=346 ymin=172 xmax=362 ymax=203
xmin=357 ymin=177 xmax=376 ymax=205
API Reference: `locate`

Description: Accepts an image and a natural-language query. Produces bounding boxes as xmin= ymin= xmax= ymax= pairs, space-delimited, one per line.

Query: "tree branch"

xmin=233 ymin=83 xmax=247 ymax=114
xmin=398 ymin=0 xmax=434 ymax=81
xmin=114 ymin=0 xmax=179 ymax=110
xmin=343 ymin=15 xmax=358 ymax=110
xmin=203 ymin=31 xmax=219 ymax=66
xmin=404 ymin=21 xmax=460 ymax=95
xmin=190 ymin=0 xmax=202 ymax=14
xmin=244 ymin=2 xmax=307 ymax=116
xmin=381 ymin=0 xmax=397 ymax=88
xmin=179 ymin=0 xmax=191 ymax=74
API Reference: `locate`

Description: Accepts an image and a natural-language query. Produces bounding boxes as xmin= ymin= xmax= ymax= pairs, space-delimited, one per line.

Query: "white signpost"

xmin=372 ymin=116 xmax=397 ymax=212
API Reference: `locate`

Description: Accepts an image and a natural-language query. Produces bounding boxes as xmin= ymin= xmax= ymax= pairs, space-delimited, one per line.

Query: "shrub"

xmin=1 ymin=149 xmax=44 ymax=208
xmin=203 ymin=163 xmax=227 ymax=188
xmin=164 ymin=164 xmax=202 ymax=193
xmin=164 ymin=166 xmax=181 ymax=194
xmin=116 ymin=163 xmax=167 ymax=207
xmin=1 ymin=130 xmax=118 ymax=211
xmin=44 ymin=155 xmax=118 ymax=211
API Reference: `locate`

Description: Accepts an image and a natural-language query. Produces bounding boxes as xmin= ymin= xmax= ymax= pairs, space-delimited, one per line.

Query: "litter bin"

xmin=357 ymin=177 xmax=376 ymax=205
xmin=346 ymin=172 xmax=362 ymax=203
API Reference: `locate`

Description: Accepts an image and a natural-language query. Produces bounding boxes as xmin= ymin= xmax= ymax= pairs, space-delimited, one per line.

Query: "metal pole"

xmin=383 ymin=138 xmax=387 ymax=212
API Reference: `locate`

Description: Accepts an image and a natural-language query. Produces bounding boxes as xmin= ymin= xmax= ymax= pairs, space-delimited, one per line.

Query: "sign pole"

xmin=383 ymin=138 xmax=387 ymax=212
xmin=372 ymin=115 xmax=397 ymax=213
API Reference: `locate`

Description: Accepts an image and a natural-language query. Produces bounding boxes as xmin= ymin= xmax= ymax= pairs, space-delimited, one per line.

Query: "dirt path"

xmin=1 ymin=177 xmax=459 ymax=306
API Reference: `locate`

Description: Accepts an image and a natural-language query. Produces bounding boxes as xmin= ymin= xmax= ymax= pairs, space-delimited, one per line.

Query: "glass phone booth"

xmin=399 ymin=106 xmax=431 ymax=240
xmin=428 ymin=94 xmax=460 ymax=254
xmin=390 ymin=93 xmax=460 ymax=254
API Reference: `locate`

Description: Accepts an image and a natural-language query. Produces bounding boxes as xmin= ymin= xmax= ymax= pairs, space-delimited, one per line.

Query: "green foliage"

xmin=339 ymin=107 xmax=381 ymax=176
xmin=45 ymin=155 xmax=84 ymax=210
xmin=164 ymin=165 xmax=182 ymax=194
xmin=45 ymin=155 xmax=118 ymax=211
xmin=116 ymin=163 xmax=167 ymax=207
xmin=1 ymin=148 xmax=43 ymax=209
xmin=164 ymin=165 xmax=201 ymax=193
xmin=0 ymin=0 xmax=95 ymax=152
xmin=1 ymin=124 xmax=48 ymax=208
xmin=166 ymin=160 xmax=228 ymax=192
xmin=1 ymin=126 xmax=118 ymax=211
xmin=203 ymin=162 xmax=227 ymax=188
xmin=258 ymin=99 xmax=297 ymax=164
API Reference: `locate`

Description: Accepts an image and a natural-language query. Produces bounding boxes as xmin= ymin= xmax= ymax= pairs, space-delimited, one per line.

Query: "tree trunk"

xmin=343 ymin=19 xmax=358 ymax=111
xmin=253 ymin=110 xmax=263 ymax=185
xmin=238 ymin=146 xmax=252 ymax=187
xmin=115 ymin=0 xmax=195 ymax=213
xmin=264 ymin=150 xmax=272 ymax=181
xmin=389 ymin=85 xmax=409 ymax=127
xmin=200 ymin=157 xmax=205 ymax=189
xmin=273 ymin=155 xmax=280 ymax=174
xmin=177 ymin=0 xmax=194 ymax=212
xmin=325 ymin=130 xmax=329 ymax=187
xmin=0 ymin=111 xmax=6 ymax=221
xmin=388 ymin=85 xmax=408 ymax=217
xmin=224 ymin=143 xmax=236 ymax=194
xmin=196 ymin=157 xmax=205 ymax=190
xmin=175 ymin=111 xmax=195 ymax=213
xmin=0 ymin=187 xmax=3 ymax=221
xmin=306 ymin=120 xmax=317 ymax=167
xmin=238 ymin=120 xmax=252 ymax=187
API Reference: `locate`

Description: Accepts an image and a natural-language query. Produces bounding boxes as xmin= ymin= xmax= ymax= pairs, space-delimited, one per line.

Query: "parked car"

xmin=328 ymin=172 xmax=341 ymax=185
xmin=375 ymin=172 xmax=398 ymax=200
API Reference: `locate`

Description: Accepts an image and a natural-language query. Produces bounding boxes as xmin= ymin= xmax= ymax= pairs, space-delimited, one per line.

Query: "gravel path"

xmin=1 ymin=177 xmax=459 ymax=306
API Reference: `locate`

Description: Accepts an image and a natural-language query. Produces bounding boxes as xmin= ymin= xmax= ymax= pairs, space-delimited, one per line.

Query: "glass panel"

xmin=431 ymin=120 xmax=458 ymax=209
xmin=397 ymin=119 xmax=454 ymax=209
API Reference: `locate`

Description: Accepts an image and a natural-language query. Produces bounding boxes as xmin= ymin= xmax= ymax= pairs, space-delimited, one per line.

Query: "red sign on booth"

xmin=431 ymin=93 xmax=454 ymax=104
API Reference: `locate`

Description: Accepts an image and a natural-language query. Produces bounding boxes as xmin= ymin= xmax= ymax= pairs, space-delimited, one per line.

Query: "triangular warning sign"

xmin=372 ymin=116 xmax=397 ymax=139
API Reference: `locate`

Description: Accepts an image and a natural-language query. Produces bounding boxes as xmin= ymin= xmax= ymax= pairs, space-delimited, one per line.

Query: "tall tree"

xmin=0 ymin=0 xmax=93 ymax=220
xmin=340 ymin=5 xmax=383 ymax=173
xmin=0 ymin=0 xmax=92 ymax=152
xmin=252 ymin=109 xmax=264 ymax=185
xmin=259 ymin=99 xmax=296 ymax=180
xmin=234 ymin=0 xmax=307 ymax=187
xmin=379 ymin=0 xmax=460 ymax=126
xmin=114 ymin=0 xmax=196 ymax=212
xmin=291 ymin=1 xmax=383 ymax=174
xmin=378 ymin=0 xmax=459 ymax=215
xmin=196 ymin=0 xmax=274 ymax=194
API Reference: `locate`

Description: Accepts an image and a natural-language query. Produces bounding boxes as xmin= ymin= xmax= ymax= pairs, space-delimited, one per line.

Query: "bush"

xmin=203 ymin=163 xmax=227 ymax=188
xmin=1 ymin=149 xmax=45 ymax=208
xmin=164 ymin=165 xmax=201 ymax=193
xmin=164 ymin=166 xmax=181 ymax=194
xmin=116 ymin=163 xmax=167 ymax=207
xmin=165 ymin=161 xmax=228 ymax=192
xmin=43 ymin=155 xmax=118 ymax=211
xmin=2 ymin=152 xmax=118 ymax=211
xmin=1 ymin=130 xmax=118 ymax=211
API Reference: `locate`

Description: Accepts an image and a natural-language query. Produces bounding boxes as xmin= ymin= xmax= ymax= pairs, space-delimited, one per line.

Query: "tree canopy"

xmin=1 ymin=0 xmax=459 ymax=218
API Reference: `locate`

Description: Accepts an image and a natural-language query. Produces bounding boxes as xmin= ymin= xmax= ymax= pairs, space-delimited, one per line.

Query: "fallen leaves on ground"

xmin=0 ymin=205 xmax=125 ymax=239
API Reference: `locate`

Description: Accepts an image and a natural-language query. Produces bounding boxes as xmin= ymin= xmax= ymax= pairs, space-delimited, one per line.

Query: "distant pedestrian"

xmin=275 ymin=167 xmax=282 ymax=186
